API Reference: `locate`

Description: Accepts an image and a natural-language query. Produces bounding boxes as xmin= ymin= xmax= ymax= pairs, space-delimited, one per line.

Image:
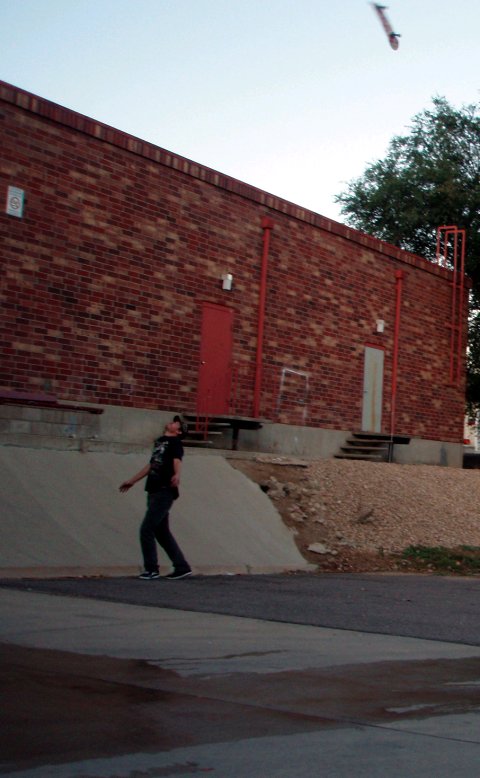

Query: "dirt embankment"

xmin=230 ymin=457 xmax=480 ymax=573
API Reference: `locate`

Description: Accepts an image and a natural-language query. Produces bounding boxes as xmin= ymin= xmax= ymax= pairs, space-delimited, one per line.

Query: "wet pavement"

xmin=1 ymin=573 xmax=480 ymax=777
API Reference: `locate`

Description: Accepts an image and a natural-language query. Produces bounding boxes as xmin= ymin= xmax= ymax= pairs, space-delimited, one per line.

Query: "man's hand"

xmin=171 ymin=473 xmax=180 ymax=487
xmin=119 ymin=480 xmax=133 ymax=493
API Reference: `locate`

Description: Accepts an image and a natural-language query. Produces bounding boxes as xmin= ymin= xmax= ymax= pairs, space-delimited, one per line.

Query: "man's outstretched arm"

xmin=119 ymin=463 xmax=150 ymax=492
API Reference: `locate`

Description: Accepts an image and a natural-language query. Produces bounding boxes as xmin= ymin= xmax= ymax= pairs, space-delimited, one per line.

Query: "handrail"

xmin=436 ymin=226 xmax=466 ymax=386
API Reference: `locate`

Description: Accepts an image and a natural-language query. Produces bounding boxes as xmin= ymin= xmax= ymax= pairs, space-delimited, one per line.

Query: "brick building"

xmin=0 ymin=80 xmax=469 ymax=464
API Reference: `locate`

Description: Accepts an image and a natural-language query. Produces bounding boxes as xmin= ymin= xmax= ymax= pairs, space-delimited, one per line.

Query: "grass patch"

xmin=402 ymin=545 xmax=480 ymax=575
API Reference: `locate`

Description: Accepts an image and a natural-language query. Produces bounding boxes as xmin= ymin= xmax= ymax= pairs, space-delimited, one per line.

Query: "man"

xmin=119 ymin=417 xmax=192 ymax=580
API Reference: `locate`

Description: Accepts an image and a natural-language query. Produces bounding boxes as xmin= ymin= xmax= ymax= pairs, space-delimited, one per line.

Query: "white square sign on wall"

xmin=6 ymin=186 xmax=25 ymax=218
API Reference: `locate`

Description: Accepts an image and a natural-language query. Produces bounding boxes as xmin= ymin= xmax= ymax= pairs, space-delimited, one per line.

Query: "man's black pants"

xmin=139 ymin=489 xmax=190 ymax=574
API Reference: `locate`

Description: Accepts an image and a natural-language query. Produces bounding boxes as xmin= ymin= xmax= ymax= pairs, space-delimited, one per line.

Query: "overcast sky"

xmin=1 ymin=0 xmax=479 ymax=221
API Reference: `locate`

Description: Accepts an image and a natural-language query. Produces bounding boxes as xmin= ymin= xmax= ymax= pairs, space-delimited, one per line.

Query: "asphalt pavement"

xmin=2 ymin=571 xmax=480 ymax=645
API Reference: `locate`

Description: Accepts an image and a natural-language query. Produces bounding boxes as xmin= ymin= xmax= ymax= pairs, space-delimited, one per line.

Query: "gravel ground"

xmin=305 ymin=459 xmax=480 ymax=553
xmin=231 ymin=457 xmax=480 ymax=572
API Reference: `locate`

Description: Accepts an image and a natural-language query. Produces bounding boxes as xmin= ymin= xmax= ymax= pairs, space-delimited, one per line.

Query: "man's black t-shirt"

xmin=145 ymin=435 xmax=183 ymax=494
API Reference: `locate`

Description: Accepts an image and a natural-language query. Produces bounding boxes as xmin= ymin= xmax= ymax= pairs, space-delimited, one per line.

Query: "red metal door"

xmin=197 ymin=302 xmax=233 ymax=415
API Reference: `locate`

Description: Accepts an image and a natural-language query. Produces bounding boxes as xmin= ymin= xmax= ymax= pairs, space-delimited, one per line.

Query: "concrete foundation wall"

xmin=242 ymin=422 xmax=348 ymax=460
xmin=0 ymin=403 xmax=463 ymax=466
xmin=393 ymin=437 xmax=463 ymax=468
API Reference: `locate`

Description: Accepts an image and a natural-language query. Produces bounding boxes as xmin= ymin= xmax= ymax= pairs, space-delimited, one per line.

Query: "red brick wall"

xmin=0 ymin=81 xmax=468 ymax=443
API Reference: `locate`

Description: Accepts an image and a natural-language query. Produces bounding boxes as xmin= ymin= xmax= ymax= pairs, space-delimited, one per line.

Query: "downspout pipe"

xmin=253 ymin=216 xmax=274 ymax=418
xmin=390 ymin=269 xmax=404 ymax=450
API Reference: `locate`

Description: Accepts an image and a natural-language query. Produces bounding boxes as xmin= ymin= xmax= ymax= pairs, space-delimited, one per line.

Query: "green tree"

xmin=335 ymin=96 xmax=480 ymax=413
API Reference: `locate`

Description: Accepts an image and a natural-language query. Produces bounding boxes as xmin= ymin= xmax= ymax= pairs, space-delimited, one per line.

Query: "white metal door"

xmin=362 ymin=347 xmax=384 ymax=432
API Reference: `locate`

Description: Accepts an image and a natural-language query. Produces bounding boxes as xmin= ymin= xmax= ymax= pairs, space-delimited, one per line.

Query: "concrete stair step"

xmin=182 ymin=439 xmax=214 ymax=448
xmin=342 ymin=444 xmax=389 ymax=452
xmin=334 ymin=452 xmax=386 ymax=461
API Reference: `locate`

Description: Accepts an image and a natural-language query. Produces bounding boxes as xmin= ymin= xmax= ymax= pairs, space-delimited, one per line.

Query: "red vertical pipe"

xmin=253 ymin=216 xmax=274 ymax=417
xmin=390 ymin=269 xmax=404 ymax=437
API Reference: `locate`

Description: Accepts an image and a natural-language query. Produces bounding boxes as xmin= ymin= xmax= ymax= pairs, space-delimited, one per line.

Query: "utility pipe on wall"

xmin=253 ymin=216 xmax=274 ymax=418
xmin=390 ymin=269 xmax=404 ymax=438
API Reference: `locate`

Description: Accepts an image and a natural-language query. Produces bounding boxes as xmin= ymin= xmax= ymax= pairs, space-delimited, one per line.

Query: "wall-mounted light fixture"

xmin=221 ymin=273 xmax=233 ymax=291
xmin=376 ymin=319 xmax=385 ymax=333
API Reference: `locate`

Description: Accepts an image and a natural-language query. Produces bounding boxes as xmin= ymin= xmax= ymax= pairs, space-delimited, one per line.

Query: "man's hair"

xmin=173 ymin=414 xmax=189 ymax=438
